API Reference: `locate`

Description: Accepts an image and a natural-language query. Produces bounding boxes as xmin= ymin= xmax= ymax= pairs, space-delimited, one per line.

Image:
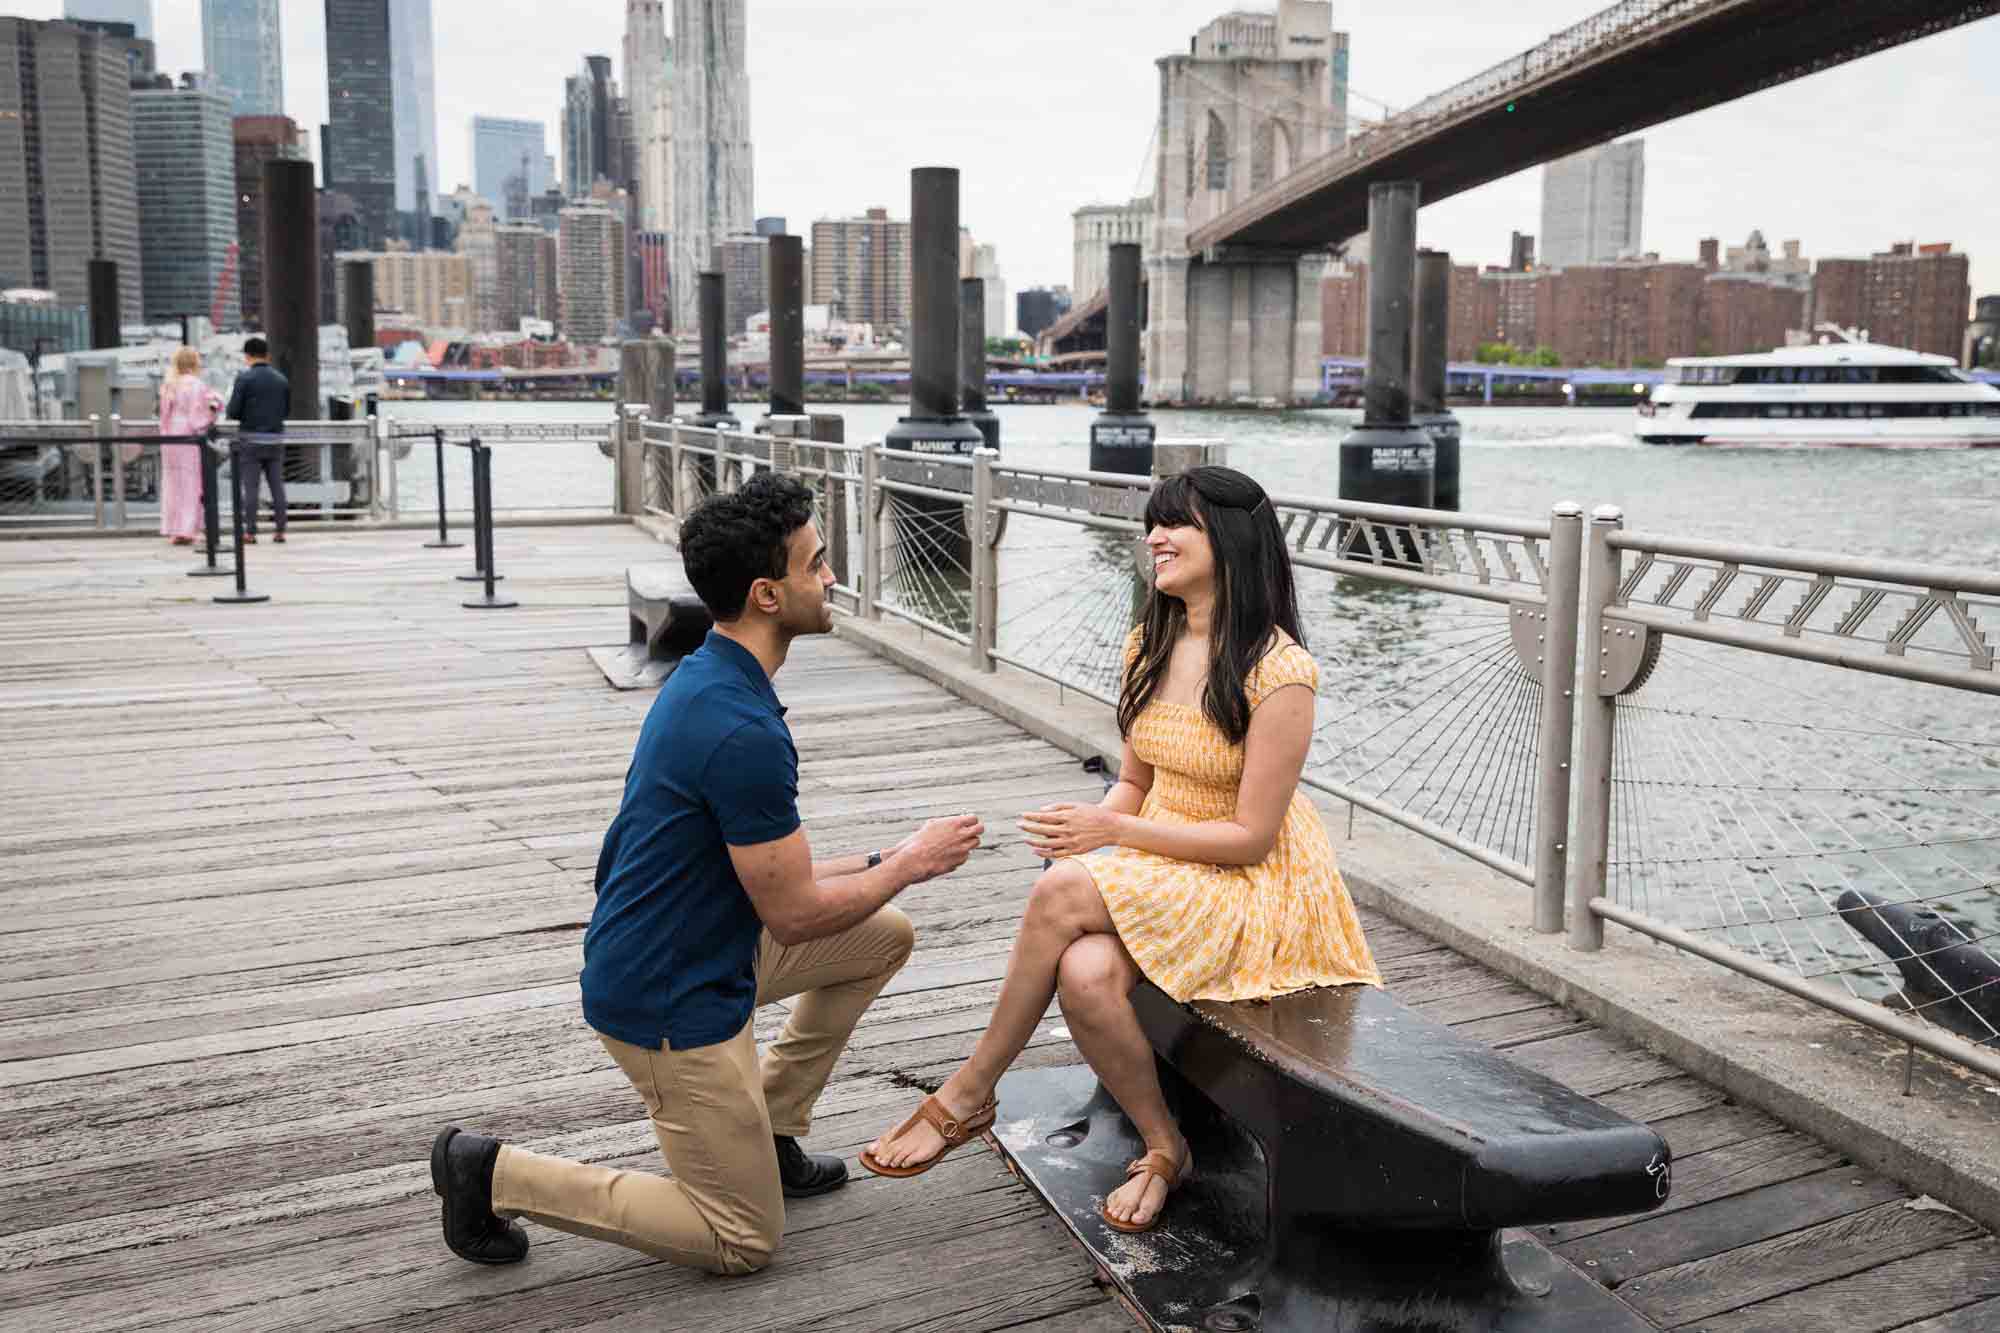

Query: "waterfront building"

xmin=559 ymin=203 xmax=627 ymax=343
xmin=494 ymin=223 xmax=560 ymax=332
xmin=636 ymin=231 xmax=671 ymax=329
xmin=451 ymin=197 xmax=500 ymax=332
xmin=718 ymin=233 xmax=769 ymax=334
xmin=563 ymin=56 xmax=616 ymax=198
xmin=0 ymin=18 xmax=145 ymax=323
xmin=131 ymin=75 xmax=239 ymax=328
xmin=233 ymin=116 xmax=305 ymax=328
xmin=1509 ymin=231 xmax=1536 ymax=273
xmin=1539 ymin=140 xmax=1645 ymax=269
xmin=971 ymin=243 xmax=1006 ymax=338
xmin=1072 ymin=198 xmax=1153 ymax=303
xmin=810 ymin=209 xmax=910 ymax=331
xmin=624 ymin=2 xmax=674 ymax=234
xmin=472 ymin=118 xmax=553 ymax=222
xmin=336 ymin=246 xmax=471 ymax=332
xmin=0 ymin=290 xmax=90 ymax=360
xmin=1811 ymin=242 xmax=1973 ymax=360
xmin=202 ymin=0 xmax=282 ymax=116
xmin=1970 ymin=296 xmax=2000 ymax=369
xmin=325 ymin=0 xmax=439 ymax=250
xmin=1016 ymin=287 xmax=1072 ymax=339
xmin=671 ymin=0 xmax=754 ymax=331
xmin=63 ymin=0 xmax=152 ymax=41
xmin=316 ymin=189 xmax=365 ymax=324
xmin=755 ymin=216 xmax=786 ymax=238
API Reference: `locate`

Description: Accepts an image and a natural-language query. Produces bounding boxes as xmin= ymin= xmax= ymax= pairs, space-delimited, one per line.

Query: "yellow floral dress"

xmin=1074 ymin=633 xmax=1382 ymax=1002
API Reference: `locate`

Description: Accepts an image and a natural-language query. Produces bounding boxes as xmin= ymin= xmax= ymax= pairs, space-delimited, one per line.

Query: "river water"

xmin=386 ymin=400 xmax=2000 ymax=1026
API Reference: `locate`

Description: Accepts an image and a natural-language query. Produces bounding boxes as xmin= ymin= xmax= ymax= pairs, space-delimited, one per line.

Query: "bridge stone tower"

xmin=1145 ymin=2 xmax=1347 ymax=406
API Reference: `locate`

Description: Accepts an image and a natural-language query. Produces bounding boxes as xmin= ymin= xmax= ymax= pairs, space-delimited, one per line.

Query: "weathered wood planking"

xmin=1 ymin=526 xmax=1991 ymax=1332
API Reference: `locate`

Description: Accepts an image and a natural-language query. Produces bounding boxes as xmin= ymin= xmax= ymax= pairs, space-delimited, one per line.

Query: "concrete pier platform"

xmin=2 ymin=525 xmax=1995 ymax=1331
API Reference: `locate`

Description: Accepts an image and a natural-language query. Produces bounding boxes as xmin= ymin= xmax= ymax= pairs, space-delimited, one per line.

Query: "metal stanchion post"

xmin=188 ymin=433 xmax=232 ymax=578
xmin=213 ymin=439 xmax=270 ymax=605
xmin=455 ymin=439 xmax=503 ymax=583
xmin=462 ymin=440 xmax=516 ymax=610
xmin=425 ymin=427 xmax=461 ymax=549
xmin=90 ymin=414 xmax=105 ymax=530
xmin=110 ymin=413 xmax=127 ymax=529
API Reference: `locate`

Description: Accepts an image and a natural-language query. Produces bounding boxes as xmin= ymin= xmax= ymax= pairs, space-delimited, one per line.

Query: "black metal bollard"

xmin=213 ymin=440 xmax=271 ymax=604
xmin=1413 ymin=249 xmax=1462 ymax=512
xmin=462 ymin=441 xmax=517 ymax=610
xmin=455 ymin=440 xmax=504 ymax=583
xmin=187 ymin=434 xmax=233 ymax=579
xmin=1090 ymin=242 xmax=1153 ymax=476
xmin=425 ymin=427 xmax=463 ymax=549
xmin=960 ymin=278 xmax=1000 ymax=452
xmin=1339 ymin=182 xmax=1436 ymax=564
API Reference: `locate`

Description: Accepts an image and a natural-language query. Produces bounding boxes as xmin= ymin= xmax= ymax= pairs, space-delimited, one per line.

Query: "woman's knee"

xmin=1026 ymin=861 xmax=1101 ymax=934
xmin=1056 ymin=934 xmax=1136 ymax=1011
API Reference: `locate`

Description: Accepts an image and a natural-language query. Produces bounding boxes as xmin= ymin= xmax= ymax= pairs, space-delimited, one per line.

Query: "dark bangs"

xmin=1143 ymin=472 xmax=1204 ymax=532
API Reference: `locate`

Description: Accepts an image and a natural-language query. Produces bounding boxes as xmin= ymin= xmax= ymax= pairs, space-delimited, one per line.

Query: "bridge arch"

xmin=1253 ymin=118 xmax=1295 ymax=192
xmin=1203 ymin=110 xmax=1230 ymax=192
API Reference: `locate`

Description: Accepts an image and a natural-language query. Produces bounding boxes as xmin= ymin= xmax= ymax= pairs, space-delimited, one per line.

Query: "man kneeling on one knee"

xmin=431 ymin=473 xmax=984 ymax=1275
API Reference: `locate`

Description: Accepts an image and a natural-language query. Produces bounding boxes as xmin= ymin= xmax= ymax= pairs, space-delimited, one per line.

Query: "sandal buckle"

xmin=939 ymin=1118 xmax=959 ymax=1136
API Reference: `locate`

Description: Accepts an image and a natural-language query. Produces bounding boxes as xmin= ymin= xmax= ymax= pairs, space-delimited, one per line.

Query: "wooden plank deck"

xmin=1 ymin=525 xmax=1994 ymax=1332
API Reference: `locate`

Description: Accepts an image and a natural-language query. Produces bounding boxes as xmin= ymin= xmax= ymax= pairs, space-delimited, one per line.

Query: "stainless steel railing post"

xmin=1567 ymin=504 xmax=1625 ymax=952
xmin=1532 ymin=501 xmax=1585 ymax=933
xmin=862 ymin=444 xmax=883 ymax=621
xmin=970 ymin=449 xmax=999 ymax=672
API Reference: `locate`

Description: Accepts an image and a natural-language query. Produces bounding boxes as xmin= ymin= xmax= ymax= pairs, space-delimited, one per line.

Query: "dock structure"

xmin=3 ymin=526 xmax=1999 ymax=1331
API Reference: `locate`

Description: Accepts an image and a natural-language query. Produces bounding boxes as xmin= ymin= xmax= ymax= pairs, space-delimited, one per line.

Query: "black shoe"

xmin=272 ymin=532 xmax=286 ymax=543
xmin=775 ymin=1134 xmax=849 ymax=1198
xmin=430 ymin=1126 xmax=529 ymax=1264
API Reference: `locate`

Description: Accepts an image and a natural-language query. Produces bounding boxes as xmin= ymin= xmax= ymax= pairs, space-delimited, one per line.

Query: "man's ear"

xmin=745 ymin=577 xmax=780 ymax=616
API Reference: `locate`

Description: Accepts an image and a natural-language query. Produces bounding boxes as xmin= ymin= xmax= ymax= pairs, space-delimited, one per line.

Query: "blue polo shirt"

xmin=581 ymin=632 xmax=801 ymax=1050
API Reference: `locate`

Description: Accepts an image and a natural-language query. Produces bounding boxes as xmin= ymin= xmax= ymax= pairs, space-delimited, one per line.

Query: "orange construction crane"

xmin=210 ymin=242 xmax=240 ymax=330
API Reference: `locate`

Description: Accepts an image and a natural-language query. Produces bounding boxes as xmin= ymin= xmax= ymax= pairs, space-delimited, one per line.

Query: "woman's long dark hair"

xmin=1117 ymin=466 xmax=1305 ymax=746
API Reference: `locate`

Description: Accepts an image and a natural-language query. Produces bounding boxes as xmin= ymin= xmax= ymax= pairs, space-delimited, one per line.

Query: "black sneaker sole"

xmin=430 ymin=1125 xmax=459 ymax=1197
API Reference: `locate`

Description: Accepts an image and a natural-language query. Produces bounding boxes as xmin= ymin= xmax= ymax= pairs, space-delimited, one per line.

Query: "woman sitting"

xmin=862 ymin=465 xmax=1381 ymax=1233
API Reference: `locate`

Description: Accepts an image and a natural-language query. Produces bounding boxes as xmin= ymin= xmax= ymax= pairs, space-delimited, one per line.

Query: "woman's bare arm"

xmin=1100 ymin=736 xmax=1153 ymax=816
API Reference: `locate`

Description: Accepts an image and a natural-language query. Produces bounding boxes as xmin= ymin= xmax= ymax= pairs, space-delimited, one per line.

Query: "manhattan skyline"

xmin=14 ymin=0 xmax=1999 ymax=305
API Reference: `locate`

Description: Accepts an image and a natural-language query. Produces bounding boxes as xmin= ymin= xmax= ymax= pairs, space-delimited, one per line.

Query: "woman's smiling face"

xmin=1145 ymin=517 xmax=1214 ymax=598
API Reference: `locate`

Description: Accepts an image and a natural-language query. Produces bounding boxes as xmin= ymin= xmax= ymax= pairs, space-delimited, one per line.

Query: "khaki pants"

xmin=490 ymin=906 xmax=913 ymax=1274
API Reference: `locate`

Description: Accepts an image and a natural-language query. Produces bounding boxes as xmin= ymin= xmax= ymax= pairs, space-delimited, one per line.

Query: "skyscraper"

xmin=624 ymin=1 xmax=674 ymax=234
xmin=810 ymin=210 xmax=910 ymax=330
xmin=563 ymin=56 xmax=616 ymax=198
xmin=494 ymin=222 xmax=559 ymax=331
xmin=671 ymin=0 xmax=753 ymax=331
xmin=132 ymin=76 xmax=239 ymax=327
xmin=202 ymin=0 xmax=283 ymax=117
xmin=472 ymin=117 xmax=553 ymax=221
xmin=1539 ymin=140 xmax=1645 ymax=270
xmin=233 ymin=115 xmax=304 ymax=327
xmin=558 ymin=202 xmax=627 ymax=343
xmin=324 ymin=0 xmax=438 ymax=249
xmin=63 ymin=0 xmax=153 ymax=41
xmin=0 ymin=18 xmax=144 ymax=322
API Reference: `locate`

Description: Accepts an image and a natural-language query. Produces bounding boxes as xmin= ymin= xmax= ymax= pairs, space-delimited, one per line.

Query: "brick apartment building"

xmin=1810 ymin=243 xmax=1970 ymax=358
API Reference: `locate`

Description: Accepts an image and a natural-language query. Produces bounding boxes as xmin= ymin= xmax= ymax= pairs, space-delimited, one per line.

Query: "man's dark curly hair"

xmin=680 ymin=472 xmax=817 ymax=621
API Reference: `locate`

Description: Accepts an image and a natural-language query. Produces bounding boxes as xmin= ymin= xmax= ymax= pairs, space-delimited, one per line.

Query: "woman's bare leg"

xmin=1057 ymin=934 xmax=1188 ymax=1228
xmin=866 ymin=860 xmax=1114 ymax=1170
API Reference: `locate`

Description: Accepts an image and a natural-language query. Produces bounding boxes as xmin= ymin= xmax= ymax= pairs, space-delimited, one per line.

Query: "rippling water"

xmin=389 ymin=399 xmax=2000 ymax=1024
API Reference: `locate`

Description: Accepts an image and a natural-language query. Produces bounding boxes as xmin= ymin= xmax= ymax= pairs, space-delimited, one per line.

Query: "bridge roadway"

xmin=1191 ymin=0 xmax=2000 ymax=254
xmin=2 ymin=524 xmax=1997 ymax=1331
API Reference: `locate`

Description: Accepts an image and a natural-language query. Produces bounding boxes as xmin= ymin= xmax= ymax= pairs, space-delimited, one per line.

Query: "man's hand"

xmin=892 ymin=815 xmax=984 ymax=883
xmin=1019 ymin=803 xmax=1125 ymax=859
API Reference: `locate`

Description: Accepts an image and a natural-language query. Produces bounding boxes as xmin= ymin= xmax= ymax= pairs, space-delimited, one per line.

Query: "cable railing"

xmin=628 ymin=434 xmax=2000 ymax=1084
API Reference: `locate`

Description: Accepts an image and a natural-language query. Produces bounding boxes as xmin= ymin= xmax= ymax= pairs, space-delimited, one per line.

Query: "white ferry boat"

xmin=1638 ymin=332 xmax=2000 ymax=448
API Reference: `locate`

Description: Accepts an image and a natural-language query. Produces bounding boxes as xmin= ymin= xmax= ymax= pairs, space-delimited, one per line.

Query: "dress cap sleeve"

xmin=1247 ymin=641 xmax=1318 ymax=709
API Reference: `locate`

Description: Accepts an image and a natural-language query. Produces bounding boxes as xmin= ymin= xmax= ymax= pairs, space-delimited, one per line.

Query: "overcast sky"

xmin=33 ymin=1 xmax=2000 ymax=305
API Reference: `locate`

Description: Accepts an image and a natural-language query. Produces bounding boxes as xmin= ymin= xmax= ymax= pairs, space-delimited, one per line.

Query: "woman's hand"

xmin=1019 ymin=803 xmax=1125 ymax=859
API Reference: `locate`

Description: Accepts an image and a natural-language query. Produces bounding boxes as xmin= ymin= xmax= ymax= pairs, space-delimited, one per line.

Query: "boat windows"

xmin=1691 ymin=401 xmax=2000 ymax=419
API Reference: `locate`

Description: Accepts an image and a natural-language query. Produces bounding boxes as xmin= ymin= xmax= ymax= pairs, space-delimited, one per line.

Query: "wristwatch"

xmin=866 ymin=850 xmax=883 ymax=869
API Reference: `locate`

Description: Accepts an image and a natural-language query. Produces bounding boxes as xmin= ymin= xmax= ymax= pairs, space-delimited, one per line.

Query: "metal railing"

xmin=0 ymin=416 xmax=376 ymax=528
xmin=636 ymin=435 xmax=2000 ymax=1084
xmin=380 ymin=415 xmax=619 ymax=519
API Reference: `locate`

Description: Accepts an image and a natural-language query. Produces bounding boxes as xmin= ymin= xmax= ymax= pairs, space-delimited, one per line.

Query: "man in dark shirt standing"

xmin=225 ymin=336 xmax=291 ymax=543
xmin=430 ymin=473 xmax=983 ymax=1274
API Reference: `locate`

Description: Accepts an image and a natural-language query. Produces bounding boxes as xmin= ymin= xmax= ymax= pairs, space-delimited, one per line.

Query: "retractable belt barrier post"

xmin=426 ymin=427 xmax=462 ymax=549
xmin=213 ymin=438 xmax=270 ymax=605
xmin=461 ymin=438 xmax=516 ymax=610
xmin=187 ymin=431 xmax=233 ymax=579
xmin=452 ymin=437 xmax=504 ymax=585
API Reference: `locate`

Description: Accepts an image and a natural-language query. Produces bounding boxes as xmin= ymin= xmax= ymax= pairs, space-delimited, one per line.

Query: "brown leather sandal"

xmin=857 ymin=1094 xmax=998 ymax=1178
xmin=1101 ymin=1146 xmax=1193 ymax=1235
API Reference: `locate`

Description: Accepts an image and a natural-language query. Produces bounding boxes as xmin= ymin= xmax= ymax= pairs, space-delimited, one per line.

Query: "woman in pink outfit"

xmin=157 ymin=347 xmax=222 ymax=545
